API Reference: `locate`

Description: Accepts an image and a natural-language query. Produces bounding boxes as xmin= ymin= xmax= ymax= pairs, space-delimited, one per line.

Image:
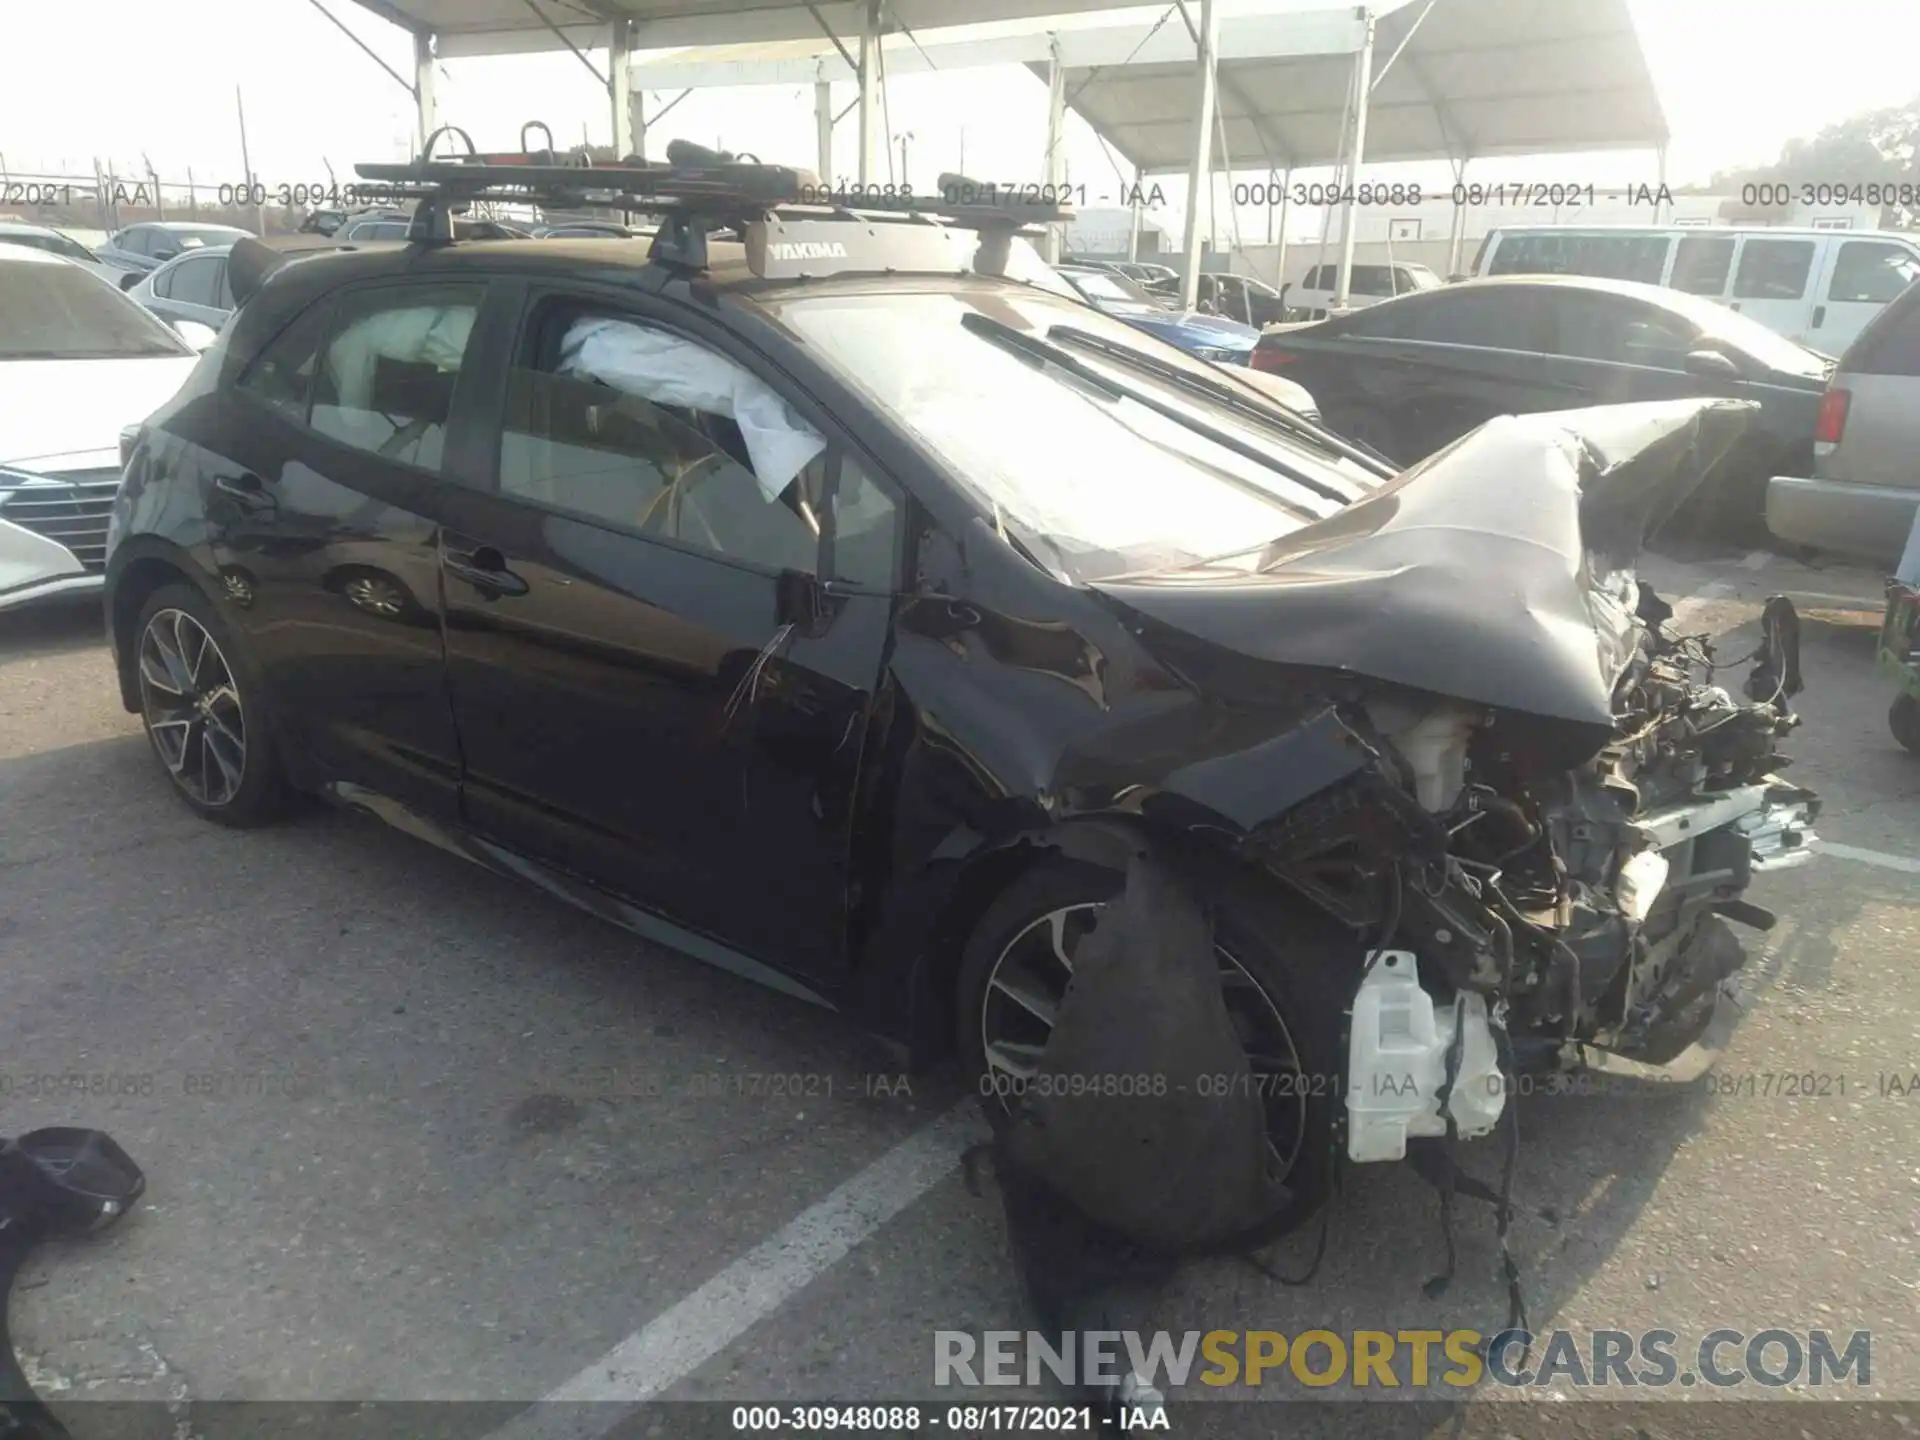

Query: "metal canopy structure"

xmin=338 ymin=0 xmax=1668 ymax=309
xmin=1046 ymin=0 xmax=1666 ymax=175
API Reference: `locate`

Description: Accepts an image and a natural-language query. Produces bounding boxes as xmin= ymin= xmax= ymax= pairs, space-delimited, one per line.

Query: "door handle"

xmin=444 ymin=544 xmax=529 ymax=599
xmin=213 ymin=472 xmax=274 ymax=508
xmin=1812 ymin=304 xmax=1826 ymax=328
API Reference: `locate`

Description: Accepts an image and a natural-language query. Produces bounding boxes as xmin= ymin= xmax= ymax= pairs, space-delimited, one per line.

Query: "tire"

xmin=132 ymin=581 xmax=292 ymax=826
xmin=1890 ymin=693 xmax=1920 ymax=756
xmin=955 ymin=854 xmax=1353 ymax=1246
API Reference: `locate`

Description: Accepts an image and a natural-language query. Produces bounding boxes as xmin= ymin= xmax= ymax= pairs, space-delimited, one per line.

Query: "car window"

xmin=216 ymin=259 xmax=234 ymax=309
xmin=1349 ymin=288 xmax=1541 ymax=348
xmin=309 ymin=286 xmax=482 ymax=471
xmin=1541 ymin=292 xmax=1695 ymax=367
xmin=497 ymin=310 xmax=829 ymax=576
xmin=1671 ymin=235 xmax=1735 ymax=295
xmin=1303 ymin=265 xmax=1328 ymax=290
xmin=1828 ymin=241 xmax=1920 ymax=305
xmin=1350 ymin=266 xmax=1395 ymax=297
xmin=167 ymin=254 xmax=222 ymax=308
xmin=239 ymin=302 xmax=338 ymax=421
xmin=1732 ymin=238 xmax=1815 ymax=299
xmin=348 ymin=221 xmax=410 ymax=241
xmin=117 ymin=228 xmax=152 ymax=257
xmin=1488 ymin=233 xmax=1668 ymax=284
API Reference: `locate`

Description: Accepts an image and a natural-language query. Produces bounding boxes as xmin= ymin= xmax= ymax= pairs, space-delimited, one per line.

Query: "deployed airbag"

xmin=559 ymin=317 xmax=826 ymax=497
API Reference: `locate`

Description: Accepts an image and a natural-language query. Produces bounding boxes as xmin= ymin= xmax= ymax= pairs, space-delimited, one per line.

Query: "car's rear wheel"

xmin=956 ymin=856 xmax=1351 ymax=1247
xmin=134 ymin=582 xmax=290 ymax=826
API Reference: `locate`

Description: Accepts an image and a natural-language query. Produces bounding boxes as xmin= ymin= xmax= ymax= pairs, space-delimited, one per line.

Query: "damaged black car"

xmin=104 ymin=153 xmax=1818 ymax=1245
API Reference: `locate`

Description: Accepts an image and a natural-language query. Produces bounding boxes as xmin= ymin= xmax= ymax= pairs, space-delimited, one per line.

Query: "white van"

xmin=1474 ymin=226 xmax=1920 ymax=355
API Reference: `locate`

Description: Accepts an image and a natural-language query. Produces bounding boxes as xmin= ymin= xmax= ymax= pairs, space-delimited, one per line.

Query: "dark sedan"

xmin=1252 ymin=275 xmax=1831 ymax=533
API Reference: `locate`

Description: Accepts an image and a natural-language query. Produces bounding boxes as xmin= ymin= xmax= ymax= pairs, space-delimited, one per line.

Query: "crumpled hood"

xmin=1089 ymin=398 xmax=1757 ymax=730
xmin=0 ymin=357 xmax=198 ymax=472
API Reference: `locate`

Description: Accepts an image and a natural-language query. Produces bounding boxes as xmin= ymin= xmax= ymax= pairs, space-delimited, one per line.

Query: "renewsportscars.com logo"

xmin=933 ymin=1328 xmax=1872 ymax=1391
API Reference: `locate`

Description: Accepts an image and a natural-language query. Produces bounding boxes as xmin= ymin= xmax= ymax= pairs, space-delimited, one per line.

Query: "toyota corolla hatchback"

xmin=106 ymin=157 xmax=1816 ymax=1242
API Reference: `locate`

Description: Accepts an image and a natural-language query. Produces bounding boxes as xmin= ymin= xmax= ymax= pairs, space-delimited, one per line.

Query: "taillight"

xmin=1250 ymin=346 xmax=1295 ymax=372
xmin=1815 ymin=388 xmax=1850 ymax=447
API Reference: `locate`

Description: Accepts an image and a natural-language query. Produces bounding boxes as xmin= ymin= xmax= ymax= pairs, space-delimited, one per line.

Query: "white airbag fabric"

xmin=559 ymin=317 xmax=826 ymax=498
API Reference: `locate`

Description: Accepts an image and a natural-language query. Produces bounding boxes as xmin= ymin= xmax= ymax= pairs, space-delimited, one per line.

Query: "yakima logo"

xmin=769 ymin=241 xmax=848 ymax=260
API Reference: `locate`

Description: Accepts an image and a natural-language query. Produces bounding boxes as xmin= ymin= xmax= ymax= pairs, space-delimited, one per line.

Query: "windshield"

xmin=775 ymin=288 xmax=1380 ymax=582
xmin=0 ymin=259 xmax=190 ymax=360
xmin=1399 ymin=264 xmax=1442 ymax=291
xmin=1062 ymin=269 xmax=1157 ymax=311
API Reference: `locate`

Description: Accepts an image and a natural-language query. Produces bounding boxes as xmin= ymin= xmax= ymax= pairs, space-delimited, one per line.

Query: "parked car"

xmin=536 ymin=221 xmax=640 ymax=239
xmin=1252 ymin=274 xmax=1830 ymax=533
xmin=95 ymin=222 xmax=251 ymax=282
xmin=0 ymin=248 xmax=199 ymax=611
xmin=0 ymin=220 xmax=121 ymax=285
xmin=104 ymin=171 xmax=1815 ymax=1244
xmin=1767 ymin=270 xmax=1920 ymax=563
xmin=1196 ymin=272 xmax=1288 ymax=327
xmin=1475 ymin=225 xmax=1920 ymax=355
xmin=1285 ymin=260 xmax=1441 ymax=319
xmin=130 ymin=244 xmax=236 ymax=332
xmin=1057 ymin=264 xmax=1264 ymax=364
xmin=1112 ymin=260 xmax=1178 ymax=289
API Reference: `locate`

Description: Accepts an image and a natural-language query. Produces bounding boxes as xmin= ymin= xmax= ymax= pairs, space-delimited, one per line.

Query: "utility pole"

xmin=235 ymin=87 xmax=264 ymax=234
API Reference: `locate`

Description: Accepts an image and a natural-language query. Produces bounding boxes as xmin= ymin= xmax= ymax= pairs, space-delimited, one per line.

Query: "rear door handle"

xmin=443 ymin=543 xmax=529 ymax=599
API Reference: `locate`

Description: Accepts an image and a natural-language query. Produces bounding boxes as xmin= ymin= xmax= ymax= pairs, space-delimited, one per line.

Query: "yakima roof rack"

xmin=353 ymin=137 xmax=1073 ymax=282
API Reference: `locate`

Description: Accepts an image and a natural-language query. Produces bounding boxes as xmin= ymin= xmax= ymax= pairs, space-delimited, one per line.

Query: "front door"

xmin=436 ymin=292 xmax=900 ymax=984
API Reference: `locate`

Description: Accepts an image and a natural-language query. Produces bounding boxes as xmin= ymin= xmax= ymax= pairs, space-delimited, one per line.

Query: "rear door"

xmin=1728 ymin=234 xmax=1820 ymax=343
xmin=434 ymin=286 xmax=902 ymax=985
xmin=152 ymin=253 xmax=228 ymax=329
xmin=206 ymin=279 xmax=482 ymax=822
xmin=1301 ymin=286 xmax=1563 ymax=460
xmin=1813 ymin=237 xmax=1920 ymax=355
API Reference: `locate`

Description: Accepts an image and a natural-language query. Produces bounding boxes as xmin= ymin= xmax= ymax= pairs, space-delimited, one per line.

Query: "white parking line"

xmin=489 ymin=1101 xmax=985 ymax=1439
xmin=1819 ymin=842 xmax=1920 ymax=876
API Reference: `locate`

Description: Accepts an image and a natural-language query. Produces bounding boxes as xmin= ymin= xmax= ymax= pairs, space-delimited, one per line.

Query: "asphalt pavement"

xmin=0 ymin=547 xmax=1915 ymax=1440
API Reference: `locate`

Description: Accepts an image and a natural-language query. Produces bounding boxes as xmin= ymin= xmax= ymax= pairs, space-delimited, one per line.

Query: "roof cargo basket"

xmin=352 ymin=139 xmax=1073 ymax=278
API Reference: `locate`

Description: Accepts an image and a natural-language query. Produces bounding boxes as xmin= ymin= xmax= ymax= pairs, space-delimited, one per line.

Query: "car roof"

xmin=250 ymin=233 xmax=1068 ymax=304
xmin=0 ymin=244 xmax=73 ymax=267
xmin=1488 ymin=223 xmax=1920 ymax=242
xmin=154 ymin=243 xmax=236 ymax=262
xmin=0 ymin=220 xmax=68 ymax=238
xmin=1428 ymin=273 xmax=1693 ymax=304
xmin=143 ymin=221 xmax=250 ymax=233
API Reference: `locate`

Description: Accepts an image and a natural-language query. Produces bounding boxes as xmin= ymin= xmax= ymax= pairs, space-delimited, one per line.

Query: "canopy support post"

xmin=1177 ymin=0 xmax=1219 ymax=311
xmin=1332 ymin=7 xmax=1375 ymax=311
xmin=1043 ymin=32 xmax=1067 ymax=262
xmin=610 ymin=21 xmax=633 ymax=158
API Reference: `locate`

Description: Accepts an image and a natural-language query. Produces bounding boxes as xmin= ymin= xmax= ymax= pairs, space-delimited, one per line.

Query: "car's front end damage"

xmin=1078 ymin=398 xmax=1817 ymax=1165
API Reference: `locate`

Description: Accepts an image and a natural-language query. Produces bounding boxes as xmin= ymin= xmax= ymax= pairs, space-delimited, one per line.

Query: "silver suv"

xmin=1768 ymin=278 xmax=1920 ymax=564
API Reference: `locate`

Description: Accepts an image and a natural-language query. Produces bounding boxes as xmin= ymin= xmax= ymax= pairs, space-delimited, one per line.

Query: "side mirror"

xmin=1684 ymin=348 xmax=1742 ymax=380
xmin=152 ymin=247 xmax=180 ymax=262
xmin=119 ymin=271 xmax=142 ymax=291
xmin=172 ymin=319 xmax=220 ymax=352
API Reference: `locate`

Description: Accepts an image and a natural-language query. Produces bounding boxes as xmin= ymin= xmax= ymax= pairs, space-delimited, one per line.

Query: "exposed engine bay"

xmin=1271 ymin=568 xmax=1818 ymax=1163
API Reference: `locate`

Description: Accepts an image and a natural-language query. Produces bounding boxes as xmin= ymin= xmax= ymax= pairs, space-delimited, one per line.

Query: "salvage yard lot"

xmin=2 ymin=546 xmax=1917 ymax=1437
